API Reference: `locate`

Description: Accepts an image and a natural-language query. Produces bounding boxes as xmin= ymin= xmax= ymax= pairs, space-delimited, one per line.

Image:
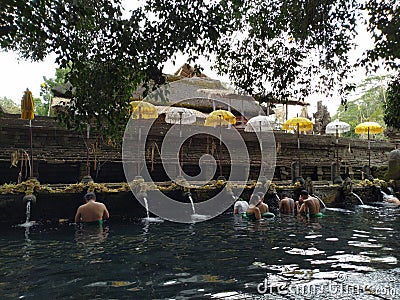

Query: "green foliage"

xmin=215 ymin=0 xmax=359 ymax=104
xmin=333 ymin=75 xmax=387 ymax=138
xmin=0 ymin=97 xmax=20 ymax=114
xmin=384 ymin=73 xmax=400 ymax=129
xmin=361 ymin=0 xmax=400 ymax=71
xmin=33 ymin=97 xmax=48 ymax=116
xmin=40 ymin=66 xmax=70 ymax=116
xmin=1 ymin=0 xmax=399 ymax=139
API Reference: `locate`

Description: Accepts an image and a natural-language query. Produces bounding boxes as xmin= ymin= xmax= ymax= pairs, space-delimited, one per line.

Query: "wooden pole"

xmin=368 ymin=127 xmax=371 ymax=173
xmin=219 ymin=116 xmax=223 ymax=177
xmin=336 ymin=126 xmax=339 ymax=174
xmin=29 ymin=120 xmax=33 ymax=178
xmin=297 ymin=123 xmax=301 ymax=177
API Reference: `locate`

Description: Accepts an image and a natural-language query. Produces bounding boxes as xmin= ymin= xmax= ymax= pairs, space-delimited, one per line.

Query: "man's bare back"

xmin=75 ymin=192 xmax=109 ymax=223
xmin=279 ymin=196 xmax=294 ymax=214
xmin=298 ymin=190 xmax=320 ymax=216
xmin=302 ymin=197 xmax=320 ymax=215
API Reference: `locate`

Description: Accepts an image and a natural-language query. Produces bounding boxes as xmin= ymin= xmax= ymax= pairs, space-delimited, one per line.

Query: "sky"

xmin=0 ymin=3 xmax=387 ymax=119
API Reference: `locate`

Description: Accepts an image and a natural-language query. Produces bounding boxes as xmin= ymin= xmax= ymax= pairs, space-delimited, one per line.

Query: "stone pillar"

xmin=331 ymin=162 xmax=343 ymax=184
xmin=388 ymin=149 xmax=400 ymax=180
xmin=291 ymin=162 xmax=297 ymax=183
xmin=331 ymin=162 xmax=337 ymax=183
xmin=280 ymin=166 xmax=288 ymax=180
xmin=317 ymin=166 xmax=323 ymax=181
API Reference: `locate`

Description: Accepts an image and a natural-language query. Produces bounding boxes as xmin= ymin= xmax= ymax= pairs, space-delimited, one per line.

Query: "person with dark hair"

xmin=279 ymin=193 xmax=295 ymax=215
xmin=296 ymin=190 xmax=321 ymax=217
xmin=75 ymin=192 xmax=110 ymax=225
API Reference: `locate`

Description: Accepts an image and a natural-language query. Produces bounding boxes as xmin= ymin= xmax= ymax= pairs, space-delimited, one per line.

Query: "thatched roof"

xmin=145 ymin=77 xmax=261 ymax=117
xmin=51 ymin=97 xmax=71 ymax=107
xmin=52 ymin=82 xmax=74 ymax=97
xmin=174 ymin=63 xmax=208 ymax=78
xmin=49 ymin=65 xmax=262 ymax=117
xmin=156 ymin=106 xmax=207 ymax=119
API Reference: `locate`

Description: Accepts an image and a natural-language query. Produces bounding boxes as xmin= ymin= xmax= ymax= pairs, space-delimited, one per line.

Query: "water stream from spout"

xmin=351 ymin=192 xmax=365 ymax=205
xmin=188 ymin=194 xmax=209 ymax=222
xmin=312 ymin=194 xmax=327 ymax=209
xmin=188 ymin=194 xmax=196 ymax=215
xmin=25 ymin=200 xmax=31 ymax=224
xmin=143 ymin=197 xmax=150 ymax=219
xmin=18 ymin=200 xmax=36 ymax=241
xmin=141 ymin=197 xmax=164 ymax=223
xmin=275 ymin=193 xmax=281 ymax=203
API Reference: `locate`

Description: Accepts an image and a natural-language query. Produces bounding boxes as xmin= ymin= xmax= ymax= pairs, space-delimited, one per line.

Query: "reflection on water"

xmin=0 ymin=205 xmax=400 ymax=299
xmin=75 ymin=224 xmax=109 ymax=245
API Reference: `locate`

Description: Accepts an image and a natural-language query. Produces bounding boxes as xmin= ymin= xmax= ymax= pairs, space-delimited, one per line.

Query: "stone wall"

xmin=0 ymin=113 xmax=395 ymax=184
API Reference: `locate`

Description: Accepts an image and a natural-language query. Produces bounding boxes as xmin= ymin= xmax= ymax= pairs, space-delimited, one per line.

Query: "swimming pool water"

xmin=1 ymin=205 xmax=400 ymax=299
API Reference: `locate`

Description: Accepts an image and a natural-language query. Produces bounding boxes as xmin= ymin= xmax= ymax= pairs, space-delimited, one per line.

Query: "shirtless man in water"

xmin=75 ymin=192 xmax=110 ymax=224
xmin=279 ymin=193 xmax=295 ymax=215
xmin=297 ymin=190 xmax=320 ymax=216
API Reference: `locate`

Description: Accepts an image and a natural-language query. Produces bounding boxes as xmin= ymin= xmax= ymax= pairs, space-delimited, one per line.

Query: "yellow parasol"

xmin=20 ymin=89 xmax=35 ymax=178
xmin=282 ymin=116 xmax=313 ymax=178
xmin=130 ymin=100 xmax=158 ymax=120
xmin=282 ymin=117 xmax=313 ymax=132
xmin=355 ymin=121 xmax=383 ymax=172
xmin=21 ymin=89 xmax=34 ymax=120
xmin=354 ymin=121 xmax=383 ymax=135
xmin=130 ymin=100 xmax=159 ymax=178
xmin=205 ymin=109 xmax=237 ymax=178
xmin=204 ymin=109 xmax=236 ymax=127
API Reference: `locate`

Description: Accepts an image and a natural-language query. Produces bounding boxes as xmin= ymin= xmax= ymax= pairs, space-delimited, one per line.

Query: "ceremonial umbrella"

xmin=355 ymin=121 xmax=383 ymax=171
xmin=244 ymin=115 xmax=274 ymax=147
xmin=21 ymin=89 xmax=34 ymax=178
xmin=130 ymin=100 xmax=158 ymax=177
xmin=282 ymin=117 xmax=313 ymax=177
xmin=245 ymin=115 xmax=274 ymax=177
xmin=205 ymin=109 xmax=236 ymax=178
xmin=326 ymin=119 xmax=351 ymax=173
xmin=164 ymin=107 xmax=196 ymax=177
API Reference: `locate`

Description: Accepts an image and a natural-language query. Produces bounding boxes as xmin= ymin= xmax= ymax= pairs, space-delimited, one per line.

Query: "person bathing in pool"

xmin=297 ymin=190 xmax=320 ymax=217
xmin=75 ymin=192 xmax=110 ymax=225
xmin=255 ymin=192 xmax=269 ymax=214
xmin=279 ymin=193 xmax=295 ymax=215
xmin=245 ymin=194 xmax=270 ymax=220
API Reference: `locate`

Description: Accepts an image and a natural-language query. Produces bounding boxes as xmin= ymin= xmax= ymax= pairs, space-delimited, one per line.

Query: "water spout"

xmin=143 ymin=197 xmax=150 ymax=219
xmin=25 ymin=200 xmax=31 ymax=224
xmin=19 ymin=194 xmax=36 ymax=228
xmin=188 ymin=194 xmax=196 ymax=215
xmin=186 ymin=192 xmax=209 ymax=222
xmin=351 ymin=192 xmax=364 ymax=205
xmin=381 ymin=190 xmax=389 ymax=200
xmin=312 ymin=194 xmax=327 ymax=209
xmin=140 ymin=197 xmax=164 ymax=223
xmin=274 ymin=193 xmax=281 ymax=203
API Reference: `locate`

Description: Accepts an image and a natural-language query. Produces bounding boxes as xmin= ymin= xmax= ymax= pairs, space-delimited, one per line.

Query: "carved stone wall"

xmin=0 ymin=113 xmax=395 ymax=184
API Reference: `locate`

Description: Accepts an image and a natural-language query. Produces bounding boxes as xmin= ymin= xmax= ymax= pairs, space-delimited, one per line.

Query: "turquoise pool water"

xmin=1 ymin=205 xmax=400 ymax=299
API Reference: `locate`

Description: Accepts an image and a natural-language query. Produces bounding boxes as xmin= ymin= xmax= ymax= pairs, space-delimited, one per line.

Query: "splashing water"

xmin=141 ymin=197 xmax=164 ymax=223
xmin=25 ymin=200 xmax=31 ymax=223
xmin=18 ymin=200 xmax=35 ymax=228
